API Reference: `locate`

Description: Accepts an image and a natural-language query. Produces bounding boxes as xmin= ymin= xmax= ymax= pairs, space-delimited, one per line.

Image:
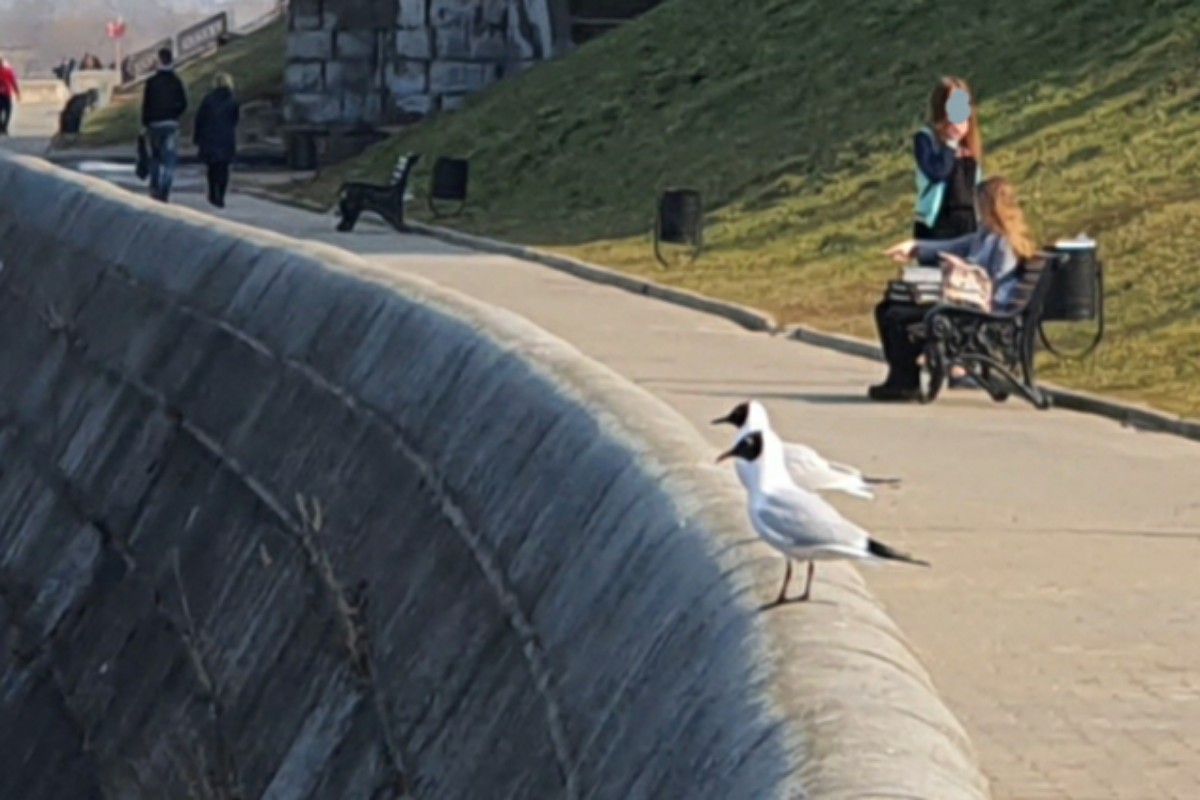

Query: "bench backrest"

xmin=391 ymin=153 xmax=421 ymax=187
xmin=1006 ymin=252 xmax=1061 ymax=321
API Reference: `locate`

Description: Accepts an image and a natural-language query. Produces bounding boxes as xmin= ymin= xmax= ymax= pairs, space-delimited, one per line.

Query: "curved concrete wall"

xmin=0 ymin=153 xmax=990 ymax=799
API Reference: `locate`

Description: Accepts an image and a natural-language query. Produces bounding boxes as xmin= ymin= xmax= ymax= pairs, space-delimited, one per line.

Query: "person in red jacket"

xmin=0 ymin=57 xmax=20 ymax=136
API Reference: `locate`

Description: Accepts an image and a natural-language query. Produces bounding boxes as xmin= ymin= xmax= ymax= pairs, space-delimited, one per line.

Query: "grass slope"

xmin=299 ymin=0 xmax=1200 ymax=417
xmin=78 ymin=19 xmax=285 ymax=146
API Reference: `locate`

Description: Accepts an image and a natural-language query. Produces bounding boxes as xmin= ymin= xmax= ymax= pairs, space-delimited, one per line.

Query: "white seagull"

xmin=717 ymin=429 xmax=928 ymax=605
xmin=712 ymin=400 xmax=899 ymax=500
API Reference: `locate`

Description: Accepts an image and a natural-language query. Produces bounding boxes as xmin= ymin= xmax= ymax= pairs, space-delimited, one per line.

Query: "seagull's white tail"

xmin=836 ymin=482 xmax=876 ymax=501
xmin=818 ymin=472 xmax=875 ymax=500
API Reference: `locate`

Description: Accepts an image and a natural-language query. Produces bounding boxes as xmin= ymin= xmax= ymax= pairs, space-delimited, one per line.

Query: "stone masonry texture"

xmin=285 ymin=0 xmax=572 ymax=127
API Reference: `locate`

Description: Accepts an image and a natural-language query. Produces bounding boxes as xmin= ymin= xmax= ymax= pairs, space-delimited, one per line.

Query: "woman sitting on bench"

xmin=869 ymin=176 xmax=1036 ymax=402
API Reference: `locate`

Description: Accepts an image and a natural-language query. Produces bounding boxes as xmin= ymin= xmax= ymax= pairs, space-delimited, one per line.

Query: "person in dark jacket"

xmin=141 ymin=48 xmax=188 ymax=202
xmin=912 ymin=76 xmax=984 ymax=240
xmin=193 ymin=72 xmax=240 ymax=208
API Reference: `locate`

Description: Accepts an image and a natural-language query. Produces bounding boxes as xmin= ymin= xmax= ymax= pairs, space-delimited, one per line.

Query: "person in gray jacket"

xmin=870 ymin=177 xmax=1037 ymax=402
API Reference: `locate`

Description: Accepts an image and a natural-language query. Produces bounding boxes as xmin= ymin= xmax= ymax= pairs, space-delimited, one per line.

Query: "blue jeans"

xmin=146 ymin=124 xmax=179 ymax=201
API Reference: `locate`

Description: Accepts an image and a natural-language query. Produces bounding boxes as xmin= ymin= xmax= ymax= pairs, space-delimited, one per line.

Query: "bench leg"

xmin=977 ymin=364 xmax=1009 ymax=402
xmin=384 ymin=184 xmax=411 ymax=232
xmin=960 ymin=353 xmax=1048 ymax=409
xmin=1018 ymin=331 xmax=1051 ymax=409
xmin=386 ymin=203 xmax=407 ymax=232
xmin=919 ymin=341 xmax=947 ymax=404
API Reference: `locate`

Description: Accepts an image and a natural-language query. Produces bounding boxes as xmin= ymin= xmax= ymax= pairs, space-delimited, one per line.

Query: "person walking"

xmin=0 ymin=57 xmax=21 ymax=136
xmin=193 ymin=72 xmax=240 ymax=208
xmin=141 ymin=48 xmax=188 ymax=202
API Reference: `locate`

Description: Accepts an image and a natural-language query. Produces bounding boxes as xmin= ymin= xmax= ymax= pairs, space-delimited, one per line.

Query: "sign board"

xmin=121 ymin=38 xmax=171 ymax=84
xmin=106 ymin=19 xmax=127 ymax=39
xmin=176 ymin=12 xmax=228 ymax=60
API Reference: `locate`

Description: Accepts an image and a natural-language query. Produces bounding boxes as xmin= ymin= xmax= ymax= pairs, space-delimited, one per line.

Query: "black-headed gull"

xmin=717 ymin=429 xmax=927 ymax=605
xmin=712 ymin=400 xmax=899 ymax=500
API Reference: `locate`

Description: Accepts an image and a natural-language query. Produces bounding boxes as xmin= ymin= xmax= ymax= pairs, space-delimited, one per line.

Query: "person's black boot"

xmin=868 ymin=383 xmax=921 ymax=402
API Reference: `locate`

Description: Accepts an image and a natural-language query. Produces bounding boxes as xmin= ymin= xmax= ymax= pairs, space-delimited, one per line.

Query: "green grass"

xmin=77 ymin=19 xmax=285 ymax=147
xmin=291 ymin=0 xmax=1200 ymax=418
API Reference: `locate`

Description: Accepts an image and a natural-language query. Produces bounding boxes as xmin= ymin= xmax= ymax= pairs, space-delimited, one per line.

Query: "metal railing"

xmin=115 ymin=2 xmax=287 ymax=92
xmin=236 ymin=1 xmax=290 ymax=36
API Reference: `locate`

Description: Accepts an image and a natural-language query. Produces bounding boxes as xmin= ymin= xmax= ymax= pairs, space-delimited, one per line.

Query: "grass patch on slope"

xmin=294 ymin=0 xmax=1200 ymax=418
xmin=78 ymin=19 xmax=285 ymax=147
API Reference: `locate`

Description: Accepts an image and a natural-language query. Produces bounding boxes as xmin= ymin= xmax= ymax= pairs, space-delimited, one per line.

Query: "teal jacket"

xmin=914 ymin=126 xmax=983 ymax=227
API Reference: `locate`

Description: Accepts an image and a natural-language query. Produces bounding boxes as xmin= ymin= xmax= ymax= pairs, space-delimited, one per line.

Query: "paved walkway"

xmin=27 ymin=161 xmax=1200 ymax=798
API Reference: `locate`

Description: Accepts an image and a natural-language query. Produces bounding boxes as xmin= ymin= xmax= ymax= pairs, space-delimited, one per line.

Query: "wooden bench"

xmin=910 ymin=252 xmax=1064 ymax=409
xmin=335 ymin=153 xmax=421 ymax=233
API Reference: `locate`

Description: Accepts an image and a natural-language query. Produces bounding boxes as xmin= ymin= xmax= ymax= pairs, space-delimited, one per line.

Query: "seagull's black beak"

xmin=715 ymin=447 xmax=736 ymax=463
xmin=711 ymin=414 xmax=733 ymax=426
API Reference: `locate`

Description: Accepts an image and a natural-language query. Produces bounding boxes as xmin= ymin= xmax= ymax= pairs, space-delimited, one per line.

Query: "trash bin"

xmin=1043 ymin=236 xmax=1100 ymax=322
xmin=286 ymin=131 xmax=318 ymax=172
xmin=430 ymin=157 xmax=469 ymax=201
xmin=657 ymin=188 xmax=702 ymax=246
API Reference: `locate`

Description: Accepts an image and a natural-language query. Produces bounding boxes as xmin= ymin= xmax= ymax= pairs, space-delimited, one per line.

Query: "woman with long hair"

xmin=870 ymin=177 xmax=1036 ymax=402
xmin=193 ymin=72 xmax=240 ymax=208
xmin=913 ymin=76 xmax=984 ymax=240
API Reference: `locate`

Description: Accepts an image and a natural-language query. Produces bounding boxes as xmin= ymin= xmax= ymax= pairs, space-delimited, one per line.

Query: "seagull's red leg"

xmin=796 ymin=561 xmax=815 ymax=602
xmin=775 ymin=559 xmax=793 ymax=605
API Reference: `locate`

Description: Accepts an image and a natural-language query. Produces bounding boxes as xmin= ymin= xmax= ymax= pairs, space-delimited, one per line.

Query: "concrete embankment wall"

xmin=0 ymin=153 xmax=990 ymax=799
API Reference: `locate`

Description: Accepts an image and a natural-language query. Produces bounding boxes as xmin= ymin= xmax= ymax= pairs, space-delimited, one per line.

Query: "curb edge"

xmin=243 ymin=186 xmax=1200 ymax=445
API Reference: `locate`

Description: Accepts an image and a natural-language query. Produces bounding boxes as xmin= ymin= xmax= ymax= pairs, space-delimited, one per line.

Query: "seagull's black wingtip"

xmin=864 ymin=476 xmax=903 ymax=486
xmin=867 ymin=538 xmax=930 ymax=567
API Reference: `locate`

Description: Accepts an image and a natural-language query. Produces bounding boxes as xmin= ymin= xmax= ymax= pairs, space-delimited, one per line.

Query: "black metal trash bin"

xmin=657 ymin=189 xmax=702 ymax=246
xmin=431 ymin=157 xmax=469 ymax=201
xmin=428 ymin=157 xmax=468 ymax=217
xmin=286 ymin=132 xmax=318 ymax=172
xmin=1043 ymin=238 xmax=1100 ymax=322
xmin=654 ymin=188 xmax=703 ymax=266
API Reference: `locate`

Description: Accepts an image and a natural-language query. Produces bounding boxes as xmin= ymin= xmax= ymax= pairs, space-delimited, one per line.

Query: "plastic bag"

xmin=941 ymin=262 xmax=992 ymax=312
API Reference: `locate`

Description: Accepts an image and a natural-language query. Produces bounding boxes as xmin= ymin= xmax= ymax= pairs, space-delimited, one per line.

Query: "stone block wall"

xmin=285 ymin=0 xmax=573 ymax=129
